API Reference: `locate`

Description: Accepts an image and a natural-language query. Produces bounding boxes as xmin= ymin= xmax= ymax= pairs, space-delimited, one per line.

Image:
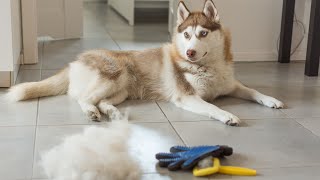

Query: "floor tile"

xmin=172 ymin=119 xmax=320 ymax=168
xmin=142 ymin=172 xmax=207 ymax=180
xmin=118 ymin=100 xmax=168 ymax=122
xmin=234 ymin=62 xmax=320 ymax=88
xmin=107 ymin=25 xmax=169 ymax=41
xmin=33 ymin=122 xmax=184 ymax=178
xmin=157 ymin=101 xmax=210 ymax=122
xmin=32 ymin=125 xmax=86 ymax=179
xmin=281 ymin=87 xmax=320 ymax=118
xmin=254 ymin=86 xmax=320 ymax=118
xmin=209 ymin=166 xmax=320 ymax=180
xmin=83 ymin=25 xmax=112 ymax=39
xmin=41 ymin=70 xmax=59 ymax=80
xmin=213 ymin=96 xmax=287 ymax=120
xmin=297 ymin=118 xmax=320 ymax=137
xmin=15 ymin=70 xmax=41 ymax=84
xmin=129 ymin=123 xmax=184 ymax=173
xmin=103 ymin=7 xmax=170 ymax=50
xmin=0 ymin=70 xmax=39 ymax=126
xmin=83 ymin=3 xmax=113 ymax=39
xmin=42 ymin=38 xmax=120 ymax=70
xmin=38 ymin=95 xmax=99 ymax=125
xmin=115 ymin=40 xmax=168 ymax=50
xmin=0 ymin=91 xmax=38 ymax=126
xmin=109 ymin=25 xmax=169 ymax=50
xmin=0 ymin=126 xmax=35 ymax=179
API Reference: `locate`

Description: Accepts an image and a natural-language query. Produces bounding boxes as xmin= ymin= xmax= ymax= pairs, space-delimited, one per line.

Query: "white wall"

xmin=172 ymin=0 xmax=311 ymax=61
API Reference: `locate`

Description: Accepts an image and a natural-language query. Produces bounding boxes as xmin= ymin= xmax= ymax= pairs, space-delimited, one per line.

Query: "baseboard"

xmin=290 ymin=49 xmax=307 ymax=61
xmin=233 ymin=52 xmax=278 ymax=62
xmin=233 ymin=51 xmax=307 ymax=62
xmin=0 ymin=72 xmax=11 ymax=88
xmin=13 ymin=54 xmax=22 ymax=85
xmin=0 ymin=54 xmax=22 ymax=87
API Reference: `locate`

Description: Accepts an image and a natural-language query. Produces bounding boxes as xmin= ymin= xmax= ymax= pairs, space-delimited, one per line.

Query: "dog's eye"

xmin=184 ymin=32 xmax=190 ymax=39
xmin=200 ymin=31 xmax=208 ymax=37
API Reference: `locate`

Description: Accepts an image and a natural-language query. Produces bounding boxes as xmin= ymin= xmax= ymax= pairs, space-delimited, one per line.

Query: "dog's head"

xmin=175 ymin=0 xmax=222 ymax=62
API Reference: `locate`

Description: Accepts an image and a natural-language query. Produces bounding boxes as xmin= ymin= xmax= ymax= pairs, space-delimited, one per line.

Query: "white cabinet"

xmin=37 ymin=0 xmax=83 ymax=39
xmin=109 ymin=0 xmax=134 ymax=25
xmin=109 ymin=0 xmax=169 ymax=25
xmin=0 ymin=0 xmax=23 ymax=87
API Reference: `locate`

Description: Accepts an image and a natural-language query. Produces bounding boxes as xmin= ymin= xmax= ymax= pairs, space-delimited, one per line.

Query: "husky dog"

xmin=7 ymin=0 xmax=283 ymax=126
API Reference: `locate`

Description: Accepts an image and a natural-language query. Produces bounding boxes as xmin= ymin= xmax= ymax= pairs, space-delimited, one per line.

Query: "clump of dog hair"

xmin=40 ymin=121 xmax=141 ymax=180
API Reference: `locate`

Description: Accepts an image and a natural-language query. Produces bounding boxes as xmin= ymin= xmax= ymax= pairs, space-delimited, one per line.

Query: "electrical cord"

xmin=277 ymin=13 xmax=306 ymax=56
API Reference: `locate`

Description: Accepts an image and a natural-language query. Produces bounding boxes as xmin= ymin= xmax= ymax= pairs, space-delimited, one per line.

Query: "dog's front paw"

xmin=258 ymin=96 xmax=284 ymax=109
xmin=212 ymin=111 xmax=241 ymax=126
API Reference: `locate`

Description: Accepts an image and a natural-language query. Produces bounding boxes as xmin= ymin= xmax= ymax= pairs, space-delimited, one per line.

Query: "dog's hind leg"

xmin=98 ymin=89 xmax=128 ymax=120
xmin=229 ymin=81 xmax=284 ymax=109
xmin=78 ymin=80 xmax=118 ymax=121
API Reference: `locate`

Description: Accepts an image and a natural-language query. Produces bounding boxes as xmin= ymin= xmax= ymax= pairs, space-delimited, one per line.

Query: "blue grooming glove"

xmin=156 ymin=145 xmax=233 ymax=171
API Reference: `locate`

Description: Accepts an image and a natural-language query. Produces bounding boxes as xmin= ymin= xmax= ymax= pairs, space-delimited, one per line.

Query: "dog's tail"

xmin=6 ymin=67 xmax=69 ymax=101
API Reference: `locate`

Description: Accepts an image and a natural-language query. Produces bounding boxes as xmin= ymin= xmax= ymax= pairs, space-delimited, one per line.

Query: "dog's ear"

xmin=203 ymin=0 xmax=220 ymax=23
xmin=177 ymin=1 xmax=190 ymax=25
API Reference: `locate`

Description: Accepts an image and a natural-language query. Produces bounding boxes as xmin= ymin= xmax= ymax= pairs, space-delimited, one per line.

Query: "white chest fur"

xmin=184 ymin=62 xmax=235 ymax=101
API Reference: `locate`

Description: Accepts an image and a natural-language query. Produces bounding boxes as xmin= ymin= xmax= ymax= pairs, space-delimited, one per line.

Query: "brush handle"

xmin=219 ymin=166 xmax=257 ymax=176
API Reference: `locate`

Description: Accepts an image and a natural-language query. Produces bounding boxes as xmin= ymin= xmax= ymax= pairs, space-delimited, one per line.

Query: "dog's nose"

xmin=186 ymin=49 xmax=196 ymax=58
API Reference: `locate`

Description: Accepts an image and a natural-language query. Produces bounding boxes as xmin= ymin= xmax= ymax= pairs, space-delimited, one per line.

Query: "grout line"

xmin=31 ymin=41 xmax=42 ymax=179
xmin=248 ymin=164 xmax=320 ymax=170
xmin=31 ymin=97 xmax=40 ymax=179
xmin=35 ymin=121 xmax=172 ymax=127
xmin=40 ymin=68 xmax=66 ymax=71
xmin=279 ymin=108 xmax=320 ymax=119
xmin=166 ymin=118 xmax=296 ymax=124
xmin=294 ymin=118 xmax=320 ymax=139
xmin=40 ymin=42 xmax=44 ymax=71
xmin=105 ymin=29 xmax=121 ymax=50
xmin=0 ymin=125 xmax=36 ymax=128
xmin=155 ymin=101 xmax=187 ymax=146
xmin=90 ymin=4 xmax=122 ymax=50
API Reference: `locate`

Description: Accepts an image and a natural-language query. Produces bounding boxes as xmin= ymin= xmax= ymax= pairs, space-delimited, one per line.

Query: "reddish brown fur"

xmin=222 ymin=29 xmax=233 ymax=63
xmin=79 ymin=50 xmax=125 ymax=80
xmin=125 ymin=48 xmax=166 ymax=100
xmin=178 ymin=12 xmax=221 ymax=33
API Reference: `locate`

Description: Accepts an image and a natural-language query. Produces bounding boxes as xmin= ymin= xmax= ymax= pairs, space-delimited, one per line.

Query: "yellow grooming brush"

xmin=193 ymin=158 xmax=257 ymax=177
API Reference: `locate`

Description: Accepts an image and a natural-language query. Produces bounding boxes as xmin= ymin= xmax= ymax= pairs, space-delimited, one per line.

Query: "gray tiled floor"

xmin=1 ymin=2 xmax=320 ymax=180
